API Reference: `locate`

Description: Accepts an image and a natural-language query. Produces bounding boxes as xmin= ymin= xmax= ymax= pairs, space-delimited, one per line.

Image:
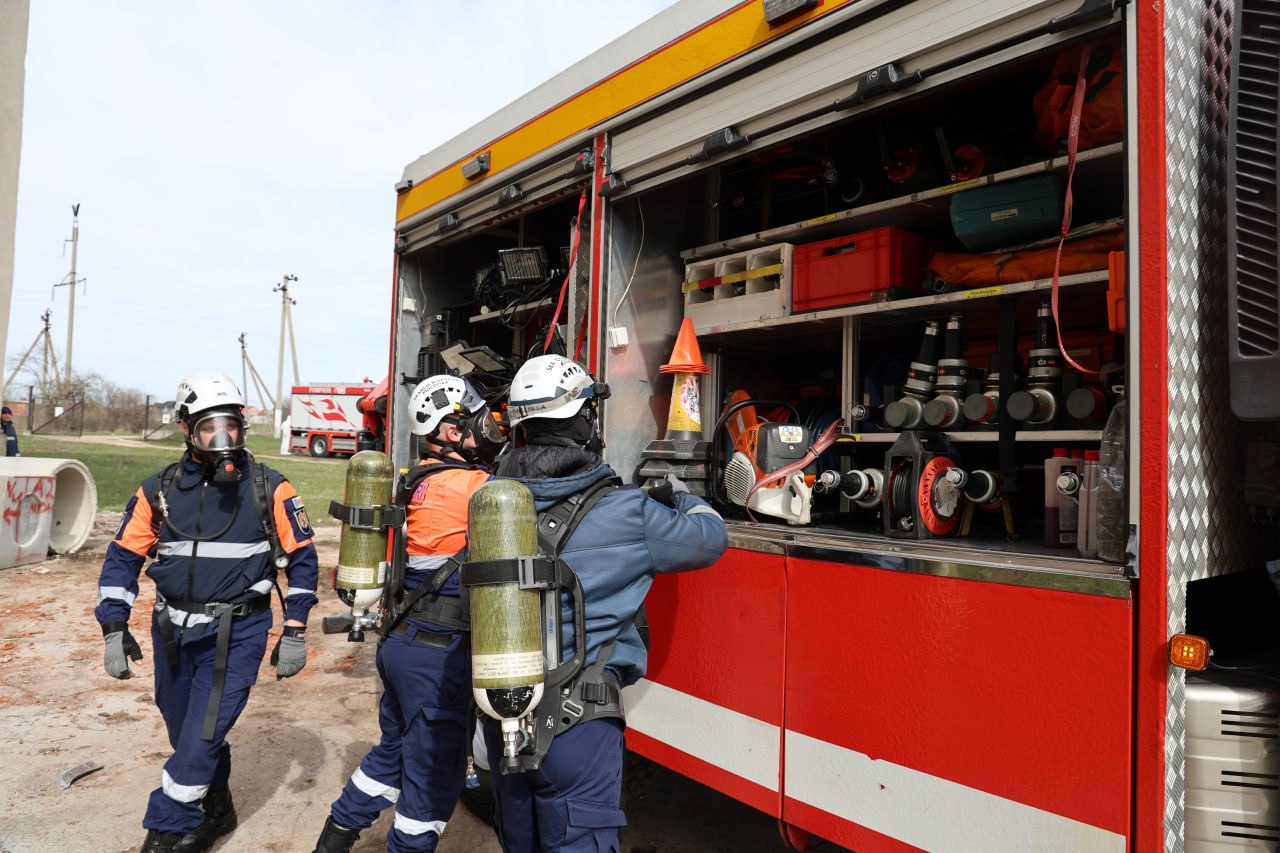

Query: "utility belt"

xmin=381 ymin=563 xmax=470 ymax=639
xmin=553 ymin=662 xmax=625 ymax=733
xmin=391 ymin=620 xmax=470 ymax=650
xmin=153 ymin=591 xmax=273 ymax=742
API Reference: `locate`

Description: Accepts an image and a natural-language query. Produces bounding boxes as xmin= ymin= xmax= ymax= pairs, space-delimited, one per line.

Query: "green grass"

xmin=23 ymin=434 xmax=348 ymax=525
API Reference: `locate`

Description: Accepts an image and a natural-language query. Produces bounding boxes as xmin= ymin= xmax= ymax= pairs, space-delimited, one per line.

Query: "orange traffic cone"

xmin=660 ymin=318 xmax=711 ymax=375
xmin=661 ymin=318 xmax=710 ymax=440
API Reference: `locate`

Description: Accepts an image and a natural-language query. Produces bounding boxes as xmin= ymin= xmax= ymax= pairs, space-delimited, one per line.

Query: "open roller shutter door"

xmin=607 ymin=0 xmax=1095 ymax=195
xmin=397 ymin=143 xmax=595 ymax=253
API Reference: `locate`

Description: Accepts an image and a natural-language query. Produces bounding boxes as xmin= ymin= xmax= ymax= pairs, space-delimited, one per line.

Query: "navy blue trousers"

xmin=329 ymin=622 xmax=471 ymax=852
xmin=144 ymin=611 xmax=269 ymax=833
xmin=484 ymin=717 xmax=626 ymax=853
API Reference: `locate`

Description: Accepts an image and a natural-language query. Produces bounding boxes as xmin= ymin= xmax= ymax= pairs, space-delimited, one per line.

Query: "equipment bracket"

xmin=461 ymin=556 xmax=559 ymax=589
xmin=327 ymin=501 xmax=405 ymax=531
xmin=837 ymin=63 xmax=924 ymax=110
xmin=1047 ymin=0 xmax=1127 ymax=34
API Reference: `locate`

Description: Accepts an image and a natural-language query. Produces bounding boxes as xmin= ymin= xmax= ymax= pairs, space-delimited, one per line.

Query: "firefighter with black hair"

xmin=94 ymin=370 xmax=319 ymax=853
xmin=483 ymin=354 xmax=727 ymax=853
xmin=313 ymin=374 xmax=504 ymax=853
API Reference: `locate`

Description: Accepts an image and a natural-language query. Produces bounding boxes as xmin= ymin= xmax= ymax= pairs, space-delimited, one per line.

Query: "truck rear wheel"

xmin=309 ymin=435 xmax=329 ymax=458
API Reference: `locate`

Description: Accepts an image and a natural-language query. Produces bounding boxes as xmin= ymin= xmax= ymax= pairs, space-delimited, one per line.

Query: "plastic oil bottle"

xmin=1078 ymin=450 xmax=1100 ymax=558
xmin=1095 ymin=388 xmax=1127 ymax=563
xmin=1045 ymin=448 xmax=1080 ymax=548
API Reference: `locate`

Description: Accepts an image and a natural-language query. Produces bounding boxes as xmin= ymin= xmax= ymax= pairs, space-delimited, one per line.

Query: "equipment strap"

xmin=460 ymin=556 xmax=558 ymax=589
xmin=327 ymin=500 xmax=405 ymax=531
xmin=151 ymin=593 xmax=271 ymax=741
xmin=387 ymin=557 xmax=469 ymax=636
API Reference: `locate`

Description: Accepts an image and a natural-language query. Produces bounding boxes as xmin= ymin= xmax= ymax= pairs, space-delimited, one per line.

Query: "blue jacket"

xmin=497 ymin=456 xmax=726 ymax=686
xmin=95 ymin=454 xmax=319 ymax=644
xmin=3 ymin=422 xmax=17 ymax=456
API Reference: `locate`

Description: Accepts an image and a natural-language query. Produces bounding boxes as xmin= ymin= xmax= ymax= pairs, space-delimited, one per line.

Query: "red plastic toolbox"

xmin=792 ymin=227 xmax=932 ymax=312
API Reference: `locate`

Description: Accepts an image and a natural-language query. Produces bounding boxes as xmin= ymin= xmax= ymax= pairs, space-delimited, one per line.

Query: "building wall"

xmin=0 ymin=0 xmax=31 ymax=379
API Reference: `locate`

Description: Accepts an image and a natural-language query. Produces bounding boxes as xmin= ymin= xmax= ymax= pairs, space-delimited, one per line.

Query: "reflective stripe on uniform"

xmin=248 ymin=579 xmax=275 ymax=596
xmin=351 ymin=767 xmax=400 ymax=803
xmin=686 ymin=504 xmax=723 ymax=520
xmin=161 ymin=605 xmax=215 ymax=628
xmin=285 ymin=587 xmax=316 ymax=598
xmin=161 ymin=769 xmax=209 ymax=803
xmin=97 ymin=586 xmax=136 ymax=605
xmin=406 ymin=554 xmax=450 ymax=571
xmin=156 ymin=540 xmax=271 ymax=558
xmin=393 ymin=814 xmax=447 ymax=837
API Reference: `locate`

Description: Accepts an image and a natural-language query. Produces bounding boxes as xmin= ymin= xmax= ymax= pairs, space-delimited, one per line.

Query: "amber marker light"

xmin=1169 ymin=633 xmax=1211 ymax=671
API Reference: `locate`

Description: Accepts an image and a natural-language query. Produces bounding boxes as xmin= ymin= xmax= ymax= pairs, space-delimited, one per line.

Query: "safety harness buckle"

xmin=561 ymin=697 xmax=584 ymax=719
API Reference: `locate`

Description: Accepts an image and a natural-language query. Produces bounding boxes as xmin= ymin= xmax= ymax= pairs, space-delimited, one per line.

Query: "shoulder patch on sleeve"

xmin=287 ymin=495 xmax=314 ymax=540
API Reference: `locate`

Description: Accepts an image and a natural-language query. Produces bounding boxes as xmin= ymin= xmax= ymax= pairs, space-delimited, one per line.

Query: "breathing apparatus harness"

xmin=461 ymin=474 xmax=624 ymax=773
xmin=370 ymin=453 xmax=489 ymax=640
xmin=146 ymin=452 xmax=290 ymax=740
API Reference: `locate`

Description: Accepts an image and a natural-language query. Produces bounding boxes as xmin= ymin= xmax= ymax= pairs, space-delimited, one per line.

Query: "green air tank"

xmin=334 ymin=450 xmax=393 ymax=630
xmin=468 ymin=478 xmax=545 ymax=733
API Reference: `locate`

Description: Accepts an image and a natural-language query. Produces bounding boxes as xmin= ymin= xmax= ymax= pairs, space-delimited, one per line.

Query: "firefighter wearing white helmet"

xmin=481 ymin=354 xmax=727 ymax=853
xmin=173 ymin=370 xmax=248 ymax=483
xmin=314 ymin=373 xmax=500 ymax=853
xmin=95 ymin=370 xmax=319 ymax=853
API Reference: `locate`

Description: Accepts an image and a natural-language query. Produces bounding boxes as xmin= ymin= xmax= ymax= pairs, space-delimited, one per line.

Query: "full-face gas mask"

xmin=455 ymin=406 xmax=508 ymax=465
xmin=187 ymin=409 xmax=247 ymax=483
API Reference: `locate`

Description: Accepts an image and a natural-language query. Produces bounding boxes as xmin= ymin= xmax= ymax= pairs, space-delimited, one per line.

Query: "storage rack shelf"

xmin=682 ymin=142 xmax=1125 ymax=261
xmin=695 ymin=269 xmax=1109 ymax=339
xmin=839 ymin=430 xmax=1103 ymax=444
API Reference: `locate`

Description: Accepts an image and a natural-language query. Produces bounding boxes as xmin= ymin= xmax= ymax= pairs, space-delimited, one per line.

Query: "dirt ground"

xmin=0 ymin=513 xmax=831 ymax=853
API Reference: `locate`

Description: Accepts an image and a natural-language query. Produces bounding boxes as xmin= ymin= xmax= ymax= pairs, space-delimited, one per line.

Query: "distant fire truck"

xmin=288 ymin=383 xmax=382 ymax=458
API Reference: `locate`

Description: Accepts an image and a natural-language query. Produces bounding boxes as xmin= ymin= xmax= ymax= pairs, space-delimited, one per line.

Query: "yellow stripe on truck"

xmin=395 ymin=0 xmax=860 ymax=226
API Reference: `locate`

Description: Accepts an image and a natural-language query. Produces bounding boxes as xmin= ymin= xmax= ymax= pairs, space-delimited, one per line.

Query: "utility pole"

xmin=239 ymin=332 xmax=275 ymax=414
xmin=272 ymin=274 xmax=297 ymax=434
xmin=4 ymin=310 xmax=59 ymax=401
xmin=52 ymin=204 xmax=83 ymax=389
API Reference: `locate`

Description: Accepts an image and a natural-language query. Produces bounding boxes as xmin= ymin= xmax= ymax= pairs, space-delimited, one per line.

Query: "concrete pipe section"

xmin=0 ymin=458 xmax=98 ymax=568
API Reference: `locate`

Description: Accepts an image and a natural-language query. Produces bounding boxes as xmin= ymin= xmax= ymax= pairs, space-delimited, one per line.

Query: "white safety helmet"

xmin=507 ymin=355 xmax=605 ymax=429
xmin=173 ymin=371 xmax=246 ymax=422
xmin=407 ymin=374 xmax=485 ymax=437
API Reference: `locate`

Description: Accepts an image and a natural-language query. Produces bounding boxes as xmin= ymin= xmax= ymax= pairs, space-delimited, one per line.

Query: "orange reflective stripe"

xmin=116 ymin=486 xmax=157 ymax=557
xmin=405 ymin=468 xmax=490 ymax=556
xmin=272 ymin=480 xmax=313 ymax=552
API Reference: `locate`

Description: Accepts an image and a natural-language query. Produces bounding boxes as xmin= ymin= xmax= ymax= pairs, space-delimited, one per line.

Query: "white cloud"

xmin=13 ymin=0 xmax=676 ymax=399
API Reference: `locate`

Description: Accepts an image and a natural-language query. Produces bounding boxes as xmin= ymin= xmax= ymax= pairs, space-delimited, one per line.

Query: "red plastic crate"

xmin=792 ymin=227 xmax=932 ymax=312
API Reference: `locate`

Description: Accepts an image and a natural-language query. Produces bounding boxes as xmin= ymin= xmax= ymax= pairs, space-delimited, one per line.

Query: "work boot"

xmin=173 ymin=787 xmax=237 ymax=852
xmin=312 ymin=815 xmax=361 ymax=853
xmin=139 ymin=830 xmax=183 ymax=853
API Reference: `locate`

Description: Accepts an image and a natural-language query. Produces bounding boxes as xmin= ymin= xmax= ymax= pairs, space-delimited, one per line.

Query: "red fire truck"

xmin=384 ymin=1 xmax=1280 ymax=849
xmin=289 ymin=383 xmax=381 ymax=458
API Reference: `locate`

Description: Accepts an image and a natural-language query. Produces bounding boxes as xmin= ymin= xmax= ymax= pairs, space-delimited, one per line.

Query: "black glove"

xmin=102 ymin=621 xmax=142 ymax=679
xmin=644 ymin=479 xmax=676 ymax=508
xmin=271 ymin=625 xmax=307 ymax=679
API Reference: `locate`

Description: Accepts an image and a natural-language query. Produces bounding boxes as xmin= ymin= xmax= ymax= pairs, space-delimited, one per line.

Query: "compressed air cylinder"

xmin=468 ymin=479 xmax=545 ymax=727
xmin=335 ymin=451 xmax=393 ymax=620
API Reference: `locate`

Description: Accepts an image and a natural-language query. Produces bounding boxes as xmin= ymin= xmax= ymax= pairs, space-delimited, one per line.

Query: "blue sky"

xmin=12 ymin=1 xmax=675 ymax=402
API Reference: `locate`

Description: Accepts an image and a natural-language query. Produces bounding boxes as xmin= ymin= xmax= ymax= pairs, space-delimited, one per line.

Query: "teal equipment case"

xmin=949 ymin=175 xmax=1064 ymax=251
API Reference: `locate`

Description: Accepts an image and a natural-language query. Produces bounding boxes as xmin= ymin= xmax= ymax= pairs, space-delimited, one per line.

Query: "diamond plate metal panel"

xmin=1164 ymin=1 xmax=1237 ymax=850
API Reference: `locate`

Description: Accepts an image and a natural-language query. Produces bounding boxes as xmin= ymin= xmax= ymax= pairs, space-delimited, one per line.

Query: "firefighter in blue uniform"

xmin=95 ymin=370 xmax=319 ymax=853
xmin=313 ymin=375 xmax=504 ymax=853
xmin=485 ymin=354 xmax=728 ymax=853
